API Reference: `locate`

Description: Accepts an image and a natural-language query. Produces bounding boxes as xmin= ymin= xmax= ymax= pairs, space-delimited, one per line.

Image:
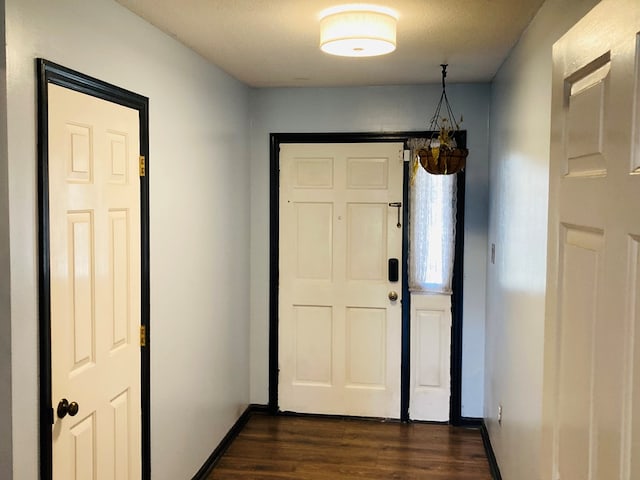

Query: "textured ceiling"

xmin=116 ymin=0 xmax=546 ymax=87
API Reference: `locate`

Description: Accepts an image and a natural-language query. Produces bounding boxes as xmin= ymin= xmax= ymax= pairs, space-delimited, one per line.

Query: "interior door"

xmin=48 ymin=83 xmax=142 ymax=479
xmin=542 ymin=1 xmax=640 ymax=478
xmin=278 ymin=142 xmax=403 ymax=418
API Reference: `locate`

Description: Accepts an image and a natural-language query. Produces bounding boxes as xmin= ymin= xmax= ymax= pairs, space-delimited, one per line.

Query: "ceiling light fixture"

xmin=319 ymin=4 xmax=398 ymax=57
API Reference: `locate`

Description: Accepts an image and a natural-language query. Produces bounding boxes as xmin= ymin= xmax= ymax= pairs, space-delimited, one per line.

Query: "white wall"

xmin=5 ymin=0 xmax=251 ymax=478
xmin=249 ymin=84 xmax=490 ymax=417
xmin=484 ymin=0 xmax=599 ymax=478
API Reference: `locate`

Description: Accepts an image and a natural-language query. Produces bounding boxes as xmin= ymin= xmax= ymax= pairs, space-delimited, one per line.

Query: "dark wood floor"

xmin=207 ymin=414 xmax=492 ymax=479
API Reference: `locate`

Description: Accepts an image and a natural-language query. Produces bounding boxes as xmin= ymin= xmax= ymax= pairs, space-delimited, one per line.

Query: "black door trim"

xmin=269 ymin=131 xmax=466 ymax=424
xmin=36 ymin=59 xmax=151 ymax=480
xmin=450 ymin=169 xmax=466 ymax=426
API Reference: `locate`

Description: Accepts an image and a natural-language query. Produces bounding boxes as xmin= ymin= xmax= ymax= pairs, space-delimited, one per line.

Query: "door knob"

xmin=388 ymin=291 xmax=398 ymax=301
xmin=57 ymin=398 xmax=80 ymax=419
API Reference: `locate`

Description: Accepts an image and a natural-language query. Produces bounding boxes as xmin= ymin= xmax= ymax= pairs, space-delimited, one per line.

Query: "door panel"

xmin=347 ymin=203 xmax=387 ymax=280
xmin=416 ymin=310 xmax=445 ymax=388
xmin=565 ymin=59 xmax=609 ymax=176
xmin=409 ymin=294 xmax=451 ymax=421
xmin=293 ymin=305 xmax=333 ymax=385
xmin=557 ymin=227 xmax=602 ymax=479
xmin=70 ymin=414 xmax=96 ymax=478
xmin=346 ymin=306 xmax=386 ymax=386
xmin=49 ymin=84 xmax=141 ymax=480
xmin=110 ymin=210 xmax=131 ymax=349
xmin=543 ymin=2 xmax=640 ymax=478
xmin=294 ymin=202 xmax=333 ymax=279
xmin=68 ymin=211 xmax=95 ymax=370
xmin=279 ymin=142 xmax=403 ymax=418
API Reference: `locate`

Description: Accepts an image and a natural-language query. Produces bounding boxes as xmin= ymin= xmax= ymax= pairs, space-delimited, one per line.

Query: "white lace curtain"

xmin=408 ymin=138 xmax=457 ymax=294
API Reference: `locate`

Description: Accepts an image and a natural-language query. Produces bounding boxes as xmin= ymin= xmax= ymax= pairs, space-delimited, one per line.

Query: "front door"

xmin=543 ymin=0 xmax=640 ymax=478
xmin=48 ymin=83 xmax=142 ymax=479
xmin=278 ymin=142 xmax=403 ymax=418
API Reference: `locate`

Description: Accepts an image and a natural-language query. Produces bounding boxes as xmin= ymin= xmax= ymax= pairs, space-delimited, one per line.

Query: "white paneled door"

xmin=543 ymin=1 xmax=640 ymax=479
xmin=279 ymin=142 xmax=404 ymax=418
xmin=48 ymin=84 xmax=142 ymax=480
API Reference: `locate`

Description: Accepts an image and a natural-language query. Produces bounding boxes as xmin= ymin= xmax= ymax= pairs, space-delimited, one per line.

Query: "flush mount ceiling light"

xmin=319 ymin=4 xmax=398 ymax=57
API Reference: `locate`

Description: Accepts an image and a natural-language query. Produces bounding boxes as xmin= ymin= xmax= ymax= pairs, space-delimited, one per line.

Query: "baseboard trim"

xmin=248 ymin=403 xmax=270 ymax=414
xmin=480 ymin=420 xmax=503 ymax=480
xmin=191 ymin=404 xmax=267 ymax=480
xmin=455 ymin=416 xmax=483 ymax=427
xmin=272 ymin=410 xmax=481 ymax=427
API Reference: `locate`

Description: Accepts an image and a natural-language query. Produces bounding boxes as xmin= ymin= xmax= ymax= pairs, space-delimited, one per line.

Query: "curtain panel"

xmin=408 ymin=138 xmax=457 ymax=294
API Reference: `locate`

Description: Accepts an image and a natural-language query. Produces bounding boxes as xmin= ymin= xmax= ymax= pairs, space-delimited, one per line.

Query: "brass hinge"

xmin=140 ymin=325 xmax=146 ymax=347
xmin=139 ymin=155 xmax=146 ymax=177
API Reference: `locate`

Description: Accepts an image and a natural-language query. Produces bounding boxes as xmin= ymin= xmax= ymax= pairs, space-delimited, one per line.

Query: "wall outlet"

xmin=491 ymin=243 xmax=496 ymax=264
xmin=497 ymin=404 xmax=503 ymax=426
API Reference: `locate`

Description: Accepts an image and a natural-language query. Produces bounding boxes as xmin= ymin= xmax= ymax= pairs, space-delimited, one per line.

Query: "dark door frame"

xmin=36 ymin=59 xmax=151 ymax=480
xmin=268 ymin=131 xmax=468 ymax=425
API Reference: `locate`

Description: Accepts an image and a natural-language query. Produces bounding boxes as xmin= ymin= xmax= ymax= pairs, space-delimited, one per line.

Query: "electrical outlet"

xmin=491 ymin=243 xmax=496 ymax=264
xmin=497 ymin=404 xmax=503 ymax=426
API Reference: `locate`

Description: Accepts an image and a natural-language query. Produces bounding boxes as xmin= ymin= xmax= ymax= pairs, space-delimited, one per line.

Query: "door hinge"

xmin=139 ymin=155 xmax=146 ymax=177
xmin=140 ymin=325 xmax=146 ymax=347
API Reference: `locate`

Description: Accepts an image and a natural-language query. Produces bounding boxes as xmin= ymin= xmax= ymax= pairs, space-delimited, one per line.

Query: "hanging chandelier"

xmin=417 ymin=64 xmax=468 ymax=175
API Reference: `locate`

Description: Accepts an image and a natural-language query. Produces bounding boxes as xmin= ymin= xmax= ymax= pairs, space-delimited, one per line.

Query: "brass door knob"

xmin=388 ymin=291 xmax=398 ymax=301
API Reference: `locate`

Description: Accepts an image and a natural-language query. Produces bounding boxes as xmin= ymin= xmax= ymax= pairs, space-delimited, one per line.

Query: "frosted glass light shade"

xmin=319 ymin=6 xmax=398 ymax=57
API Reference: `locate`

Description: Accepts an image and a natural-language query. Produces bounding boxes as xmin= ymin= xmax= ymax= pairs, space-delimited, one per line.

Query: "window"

xmin=409 ymin=150 xmax=457 ymax=294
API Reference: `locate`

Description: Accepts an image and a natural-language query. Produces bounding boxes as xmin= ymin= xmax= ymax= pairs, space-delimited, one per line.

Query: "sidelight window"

xmin=408 ymin=154 xmax=457 ymax=294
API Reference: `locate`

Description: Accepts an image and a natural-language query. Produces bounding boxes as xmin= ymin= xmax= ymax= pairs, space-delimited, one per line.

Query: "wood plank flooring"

xmin=206 ymin=414 xmax=492 ymax=479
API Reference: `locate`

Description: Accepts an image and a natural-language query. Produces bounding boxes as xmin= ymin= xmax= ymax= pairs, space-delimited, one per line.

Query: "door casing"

xmin=268 ymin=132 xmax=468 ymax=424
xmin=37 ymin=59 xmax=151 ymax=480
